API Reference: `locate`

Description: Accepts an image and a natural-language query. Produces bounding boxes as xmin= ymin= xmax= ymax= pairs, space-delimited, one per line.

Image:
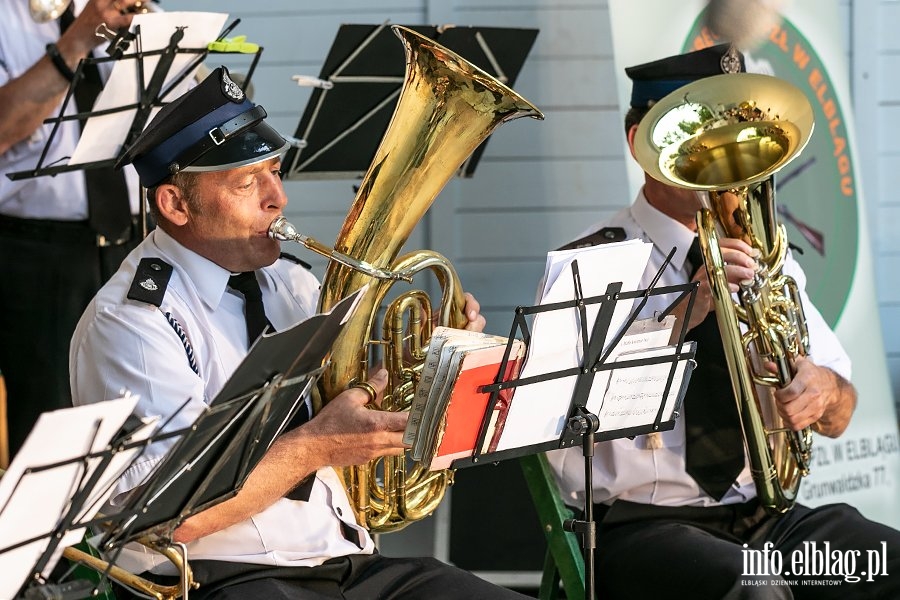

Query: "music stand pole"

xmin=562 ymin=405 xmax=600 ymax=600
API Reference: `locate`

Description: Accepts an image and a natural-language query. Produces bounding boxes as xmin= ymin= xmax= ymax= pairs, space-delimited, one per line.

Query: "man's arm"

xmin=0 ymin=0 xmax=133 ymax=154
xmin=175 ymin=291 xmax=486 ymax=543
xmin=774 ymin=356 xmax=857 ymax=438
xmin=172 ymin=369 xmax=408 ymax=543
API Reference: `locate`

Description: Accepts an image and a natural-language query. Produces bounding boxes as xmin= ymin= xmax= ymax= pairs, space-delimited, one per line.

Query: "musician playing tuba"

xmin=69 ymin=62 xmax=534 ymax=599
xmin=545 ymin=45 xmax=900 ymax=599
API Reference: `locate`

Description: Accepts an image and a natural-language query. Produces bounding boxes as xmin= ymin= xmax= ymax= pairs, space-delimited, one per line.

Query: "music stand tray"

xmin=283 ymin=22 xmax=537 ymax=181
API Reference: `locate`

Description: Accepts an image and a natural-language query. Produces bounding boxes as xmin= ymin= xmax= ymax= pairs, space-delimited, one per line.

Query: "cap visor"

xmin=183 ymin=121 xmax=290 ymax=173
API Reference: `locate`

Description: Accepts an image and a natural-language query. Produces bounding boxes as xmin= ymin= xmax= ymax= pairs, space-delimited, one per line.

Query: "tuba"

xmin=633 ymin=72 xmax=815 ymax=513
xmin=271 ymin=25 xmax=543 ymax=531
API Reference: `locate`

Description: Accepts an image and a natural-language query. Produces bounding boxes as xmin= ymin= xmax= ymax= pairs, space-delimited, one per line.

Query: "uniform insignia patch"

xmin=127 ymin=258 xmax=173 ymax=307
xmin=279 ymin=252 xmax=312 ymax=270
xmin=555 ymin=227 xmax=628 ymax=251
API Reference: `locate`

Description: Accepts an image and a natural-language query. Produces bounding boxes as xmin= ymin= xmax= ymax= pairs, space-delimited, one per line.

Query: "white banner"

xmin=609 ymin=0 xmax=900 ymax=528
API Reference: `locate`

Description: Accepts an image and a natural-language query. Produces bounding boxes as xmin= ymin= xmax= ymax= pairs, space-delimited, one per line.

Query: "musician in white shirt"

xmin=547 ymin=44 xmax=899 ymax=600
xmin=0 ymin=0 xmax=142 ymax=457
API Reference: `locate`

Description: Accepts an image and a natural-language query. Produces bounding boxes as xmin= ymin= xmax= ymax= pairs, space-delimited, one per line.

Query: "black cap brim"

xmin=182 ymin=121 xmax=290 ymax=174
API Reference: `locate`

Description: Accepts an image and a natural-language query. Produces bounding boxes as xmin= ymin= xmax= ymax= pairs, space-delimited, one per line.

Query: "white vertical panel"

xmin=857 ymin=0 xmax=900 ymax=417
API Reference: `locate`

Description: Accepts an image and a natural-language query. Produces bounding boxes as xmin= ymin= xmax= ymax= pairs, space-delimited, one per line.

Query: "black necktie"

xmin=682 ymin=237 xmax=745 ymax=500
xmin=59 ymin=6 xmax=132 ymax=241
xmin=227 ymin=271 xmax=272 ymax=343
xmin=227 ymin=273 xmax=317 ymax=503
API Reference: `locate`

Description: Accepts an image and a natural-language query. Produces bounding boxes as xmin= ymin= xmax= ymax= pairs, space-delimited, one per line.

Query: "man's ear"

xmin=154 ymin=184 xmax=189 ymax=226
xmin=626 ymin=124 xmax=640 ymax=161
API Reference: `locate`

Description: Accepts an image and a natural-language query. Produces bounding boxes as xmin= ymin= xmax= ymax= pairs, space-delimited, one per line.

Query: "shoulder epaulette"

xmin=279 ymin=251 xmax=312 ymax=270
xmin=555 ymin=227 xmax=627 ymax=251
xmin=126 ymin=258 xmax=173 ymax=307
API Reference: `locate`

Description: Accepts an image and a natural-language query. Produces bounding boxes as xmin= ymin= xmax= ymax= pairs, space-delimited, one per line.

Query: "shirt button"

xmin=336 ymin=507 xmax=343 ymax=516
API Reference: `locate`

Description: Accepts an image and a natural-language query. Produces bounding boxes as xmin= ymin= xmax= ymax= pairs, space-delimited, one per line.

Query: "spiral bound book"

xmin=404 ymin=327 xmax=525 ymax=468
xmin=425 ymin=338 xmax=526 ymax=470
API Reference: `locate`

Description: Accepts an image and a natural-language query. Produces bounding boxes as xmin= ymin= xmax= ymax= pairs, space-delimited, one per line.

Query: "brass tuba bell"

xmin=276 ymin=25 xmax=543 ymax=532
xmin=633 ymin=72 xmax=816 ymax=513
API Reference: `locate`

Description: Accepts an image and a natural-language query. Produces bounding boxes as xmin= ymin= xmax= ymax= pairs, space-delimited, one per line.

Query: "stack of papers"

xmin=494 ymin=239 xmax=657 ymax=451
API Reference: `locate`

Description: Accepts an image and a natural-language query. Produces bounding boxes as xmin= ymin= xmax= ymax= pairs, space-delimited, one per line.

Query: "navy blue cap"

xmin=117 ymin=66 xmax=289 ymax=187
xmin=625 ymin=44 xmax=745 ymax=108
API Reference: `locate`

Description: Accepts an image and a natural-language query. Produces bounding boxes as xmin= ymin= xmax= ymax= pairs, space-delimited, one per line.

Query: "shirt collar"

xmin=152 ymin=227 xmax=233 ymax=311
xmin=631 ymin=187 xmax=698 ymax=272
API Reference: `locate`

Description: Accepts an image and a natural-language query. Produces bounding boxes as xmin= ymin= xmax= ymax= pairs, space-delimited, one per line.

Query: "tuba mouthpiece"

xmin=268 ymin=216 xmax=297 ymax=241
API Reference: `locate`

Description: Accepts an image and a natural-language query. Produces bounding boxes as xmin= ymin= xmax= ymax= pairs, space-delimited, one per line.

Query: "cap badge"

xmin=221 ymin=70 xmax=245 ymax=103
xmin=140 ymin=278 xmax=159 ymax=292
xmin=720 ymin=45 xmax=742 ymax=74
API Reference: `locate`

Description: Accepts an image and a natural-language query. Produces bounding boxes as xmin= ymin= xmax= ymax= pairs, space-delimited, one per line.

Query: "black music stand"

xmin=447 ymin=251 xmax=699 ymax=600
xmin=6 ymin=16 xmax=262 ymax=183
xmin=282 ymin=22 xmax=537 ymax=180
xmin=91 ymin=287 xmax=367 ymax=581
xmin=0 ymin=396 xmax=186 ymax=600
xmin=17 ymin=287 xmax=365 ymax=600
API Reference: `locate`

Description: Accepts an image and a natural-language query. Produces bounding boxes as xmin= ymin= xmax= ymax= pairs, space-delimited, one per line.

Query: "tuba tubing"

xmin=62 ymin=540 xmax=197 ymax=600
xmin=268 ymin=216 xmax=412 ymax=282
xmin=697 ymin=209 xmax=809 ymax=513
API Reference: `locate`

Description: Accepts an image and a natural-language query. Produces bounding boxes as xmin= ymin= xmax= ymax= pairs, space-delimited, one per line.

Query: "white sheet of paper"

xmin=496 ymin=239 xmax=653 ymax=451
xmin=70 ymin=12 xmax=229 ymax=164
xmin=0 ymin=396 xmax=142 ymax=599
xmin=596 ymin=343 xmax=694 ymax=432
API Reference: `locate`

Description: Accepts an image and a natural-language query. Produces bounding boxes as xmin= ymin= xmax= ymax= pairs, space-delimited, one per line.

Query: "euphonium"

xmin=634 ymin=72 xmax=816 ymax=513
xmin=272 ymin=25 xmax=543 ymax=531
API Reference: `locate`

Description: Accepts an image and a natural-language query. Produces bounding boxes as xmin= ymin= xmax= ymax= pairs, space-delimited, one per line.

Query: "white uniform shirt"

xmin=0 ymin=0 xmax=139 ymax=220
xmin=70 ymin=227 xmax=375 ymax=572
xmin=546 ymin=189 xmax=852 ymax=510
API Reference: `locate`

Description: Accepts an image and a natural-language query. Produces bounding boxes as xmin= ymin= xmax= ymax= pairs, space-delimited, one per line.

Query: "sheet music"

xmin=495 ymin=239 xmax=653 ymax=451
xmin=596 ymin=342 xmax=695 ymax=432
xmin=70 ymin=12 xmax=229 ymax=164
xmin=0 ymin=396 xmax=142 ymax=599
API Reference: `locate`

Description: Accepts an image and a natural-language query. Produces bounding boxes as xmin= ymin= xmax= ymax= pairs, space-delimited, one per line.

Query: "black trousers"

xmin=593 ymin=500 xmax=900 ymax=599
xmin=0 ymin=215 xmax=140 ymax=456
xmin=134 ymin=553 xmax=533 ymax=600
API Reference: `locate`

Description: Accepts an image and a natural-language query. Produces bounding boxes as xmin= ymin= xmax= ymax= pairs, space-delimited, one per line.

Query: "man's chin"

xmin=258 ymin=250 xmax=279 ymax=268
xmin=262 ymin=240 xmax=283 ymax=266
